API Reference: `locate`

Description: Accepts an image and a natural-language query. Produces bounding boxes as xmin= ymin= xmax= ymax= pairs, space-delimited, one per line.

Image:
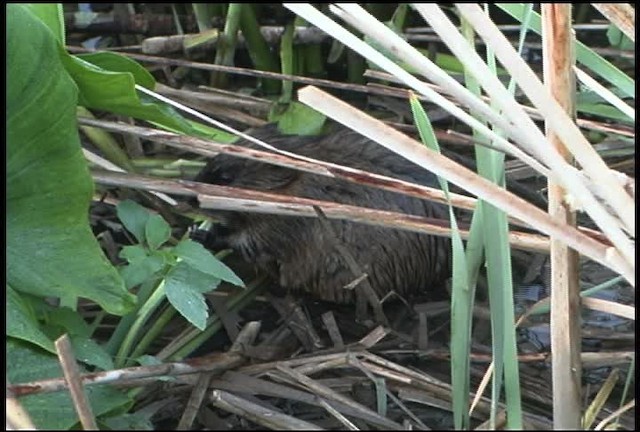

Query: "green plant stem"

xmin=612 ymin=355 xmax=635 ymax=429
xmin=211 ymin=3 xmax=243 ymax=88
xmin=279 ymin=22 xmax=295 ymax=104
xmin=105 ymin=277 xmax=159 ymax=356
xmin=303 ymin=43 xmax=325 ymax=79
xmin=114 ymin=279 xmax=167 ymax=368
xmin=77 ymin=106 xmax=135 ymax=172
xmin=410 ymin=94 xmax=472 ymax=429
xmin=192 ymin=3 xmax=214 ymax=32
xmin=347 ymin=49 xmax=366 ymax=84
xmin=128 ymin=304 xmax=177 ymax=361
xmin=239 ymin=4 xmax=280 ymax=94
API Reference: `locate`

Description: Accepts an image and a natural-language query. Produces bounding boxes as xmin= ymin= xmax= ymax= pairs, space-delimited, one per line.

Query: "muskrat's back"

xmin=195 ymin=124 xmax=451 ymax=303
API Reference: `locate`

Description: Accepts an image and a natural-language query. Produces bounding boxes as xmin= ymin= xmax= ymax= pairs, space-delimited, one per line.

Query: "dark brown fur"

xmin=195 ymin=124 xmax=451 ymax=303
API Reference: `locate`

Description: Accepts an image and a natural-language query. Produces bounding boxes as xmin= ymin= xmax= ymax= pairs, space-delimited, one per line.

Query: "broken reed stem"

xmin=55 ymin=334 xmax=99 ymax=430
xmin=542 ymin=5 xmax=583 ymax=429
xmin=89 ymin=167 xmax=551 ymax=253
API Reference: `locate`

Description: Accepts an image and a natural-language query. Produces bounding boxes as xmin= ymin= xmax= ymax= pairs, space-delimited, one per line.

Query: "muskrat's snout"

xmin=193 ymin=209 xmax=252 ymax=250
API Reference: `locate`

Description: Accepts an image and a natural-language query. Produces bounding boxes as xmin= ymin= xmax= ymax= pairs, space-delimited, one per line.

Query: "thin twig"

xmin=55 ymin=334 xmax=99 ymax=430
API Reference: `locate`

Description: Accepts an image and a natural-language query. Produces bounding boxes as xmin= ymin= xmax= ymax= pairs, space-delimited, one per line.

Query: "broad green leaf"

xmin=102 ymin=413 xmax=154 ymax=431
xmin=68 ymin=335 xmax=115 ymax=371
xmin=119 ymin=254 xmax=166 ymax=289
xmin=7 ymin=4 xmax=135 ymax=315
xmin=61 ymin=53 xmax=199 ymax=134
xmin=270 ymin=101 xmax=326 ymax=136
xmin=116 ymin=200 xmax=150 ymax=244
xmin=6 ymin=286 xmax=55 ymax=353
xmin=7 ymin=339 xmax=131 ymax=430
xmin=45 ymin=307 xmax=93 ymax=338
xmin=145 ymin=213 xmax=172 ymax=250
xmin=120 ymin=244 xmax=149 ymax=263
xmin=577 ymin=103 xmax=634 ymax=123
xmin=76 ymin=51 xmax=155 ymax=89
xmin=25 ymin=3 xmax=65 ymax=45
xmin=174 ymin=239 xmax=244 ymax=286
xmin=165 ymin=262 xmax=220 ymax=330
xmin=29 ymin=306 xmax=114 ymax=370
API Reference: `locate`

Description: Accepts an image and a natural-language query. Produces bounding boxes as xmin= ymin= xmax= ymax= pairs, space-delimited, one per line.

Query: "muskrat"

xmin=194 ymin=124 xmax=451 ymax=304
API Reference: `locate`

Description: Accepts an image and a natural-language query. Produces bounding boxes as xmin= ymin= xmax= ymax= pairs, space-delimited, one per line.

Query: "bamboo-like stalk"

xmin=77 ymin=107 xmax=135 ymax=172
xmin=541 ymin=4 xmax=582 ymax=429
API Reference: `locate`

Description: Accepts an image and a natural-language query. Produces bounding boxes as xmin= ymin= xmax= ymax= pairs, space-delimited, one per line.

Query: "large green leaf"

xmin=6 ymin=4 xmax=135 ymax=315
xmin=61 ymin=53 xmax=202 ymax=135
xmin=164 ymin=261 xmax=220 ymax=331
xmin=173 ymin=239 xmax=244 ymax=286
xmin=24 ymin=3 xmax=65 ymax=44
xmin=6 ymin=286 xmax=55 ymax=353
xmin=7 ymin=339 xmax=131 ymax=430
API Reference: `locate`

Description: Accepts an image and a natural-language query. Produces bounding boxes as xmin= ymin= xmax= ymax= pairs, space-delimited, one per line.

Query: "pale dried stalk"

xmin=11 ymin=348 xmax=246 ymax=397
xmin=414 ymin=3 xmax=634 ymax=264
xmin=594 ymin=399 xmax=635 ymax=430
xmin=405 ymin=3 xmax=636 ymax=257
xmin=366 ymin=69 xmax=635 ymax=138
xmin=55 ymin=334 xmax=98 ymax=430
xmin=316 ymin=398 xmax=359 ymax=430
xmin=591 ymin=3 xmax=635 ymax=42
xmin=581 ymin=297 xmax=635 ymax=320
xmin=90 ymin=167 xmax=550 ymax=253
xmin=297 ymin=85 xmax=634 ymax=285
xmin=453 ymin=4 xmax=635 ymax=245
xmin=210 ymin=389 xmax=323 ymax=430
xmin=82 ymin=116 xmax=617 ymax=244
xmin=198 ymin=195 xmax=549 ymax=253
xmin=275 ymin=365 xmax=404 ymax=430
xmin=82 ymin=148 xmax=177 ymax=206
xmin=283 ymin=3 xmax=550 ymax=177
xmin=329 ymin=3 xmax=550 ymax=171
xmin=286 ymin=3 xmax=634 ymax=280
xmin=542 ymin=5 xmax=582 ymax=429
xmin=574 ymin=67 xmax=634 ymax=120
xmin=78 ymin=116 xmax=480 ymax=217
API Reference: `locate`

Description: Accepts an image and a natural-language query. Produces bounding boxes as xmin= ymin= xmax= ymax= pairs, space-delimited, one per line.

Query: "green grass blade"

xmin=461 ymin=9 xmax=524 ymax=427
xmin=410 ymin=94 xmax=472 ymax=430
